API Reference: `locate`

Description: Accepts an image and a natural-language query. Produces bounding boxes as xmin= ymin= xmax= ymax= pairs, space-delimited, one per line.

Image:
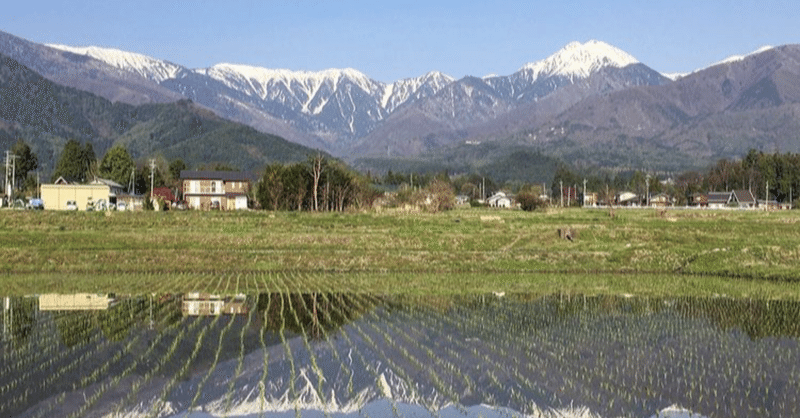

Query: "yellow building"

xmin=40 ymin=177 xmax=125 ymax=210
xmin=39 ymin=294 xmax=116 ymax=310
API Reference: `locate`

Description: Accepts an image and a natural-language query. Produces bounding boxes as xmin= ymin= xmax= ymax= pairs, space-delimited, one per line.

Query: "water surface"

xmin=2 ymin=293 xmax=798 ymax=417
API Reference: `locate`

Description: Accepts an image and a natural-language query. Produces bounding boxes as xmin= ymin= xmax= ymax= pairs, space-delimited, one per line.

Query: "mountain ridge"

xmin=5 ymin=29 xmax=800 ymax=176
xmin=42 ymin=39 xmax=666 ymax=156
xmin=0 ymin=51 xmax=320 ymax=179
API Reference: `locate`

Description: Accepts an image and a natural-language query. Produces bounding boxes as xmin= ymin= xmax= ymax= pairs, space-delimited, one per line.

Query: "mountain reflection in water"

xmin=1 ymin=293 xmax=798 ymax=418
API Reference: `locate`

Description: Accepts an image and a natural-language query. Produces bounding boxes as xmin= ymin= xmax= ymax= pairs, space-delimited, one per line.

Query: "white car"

xmin=65 ymin=200 xmax=78 ymax=211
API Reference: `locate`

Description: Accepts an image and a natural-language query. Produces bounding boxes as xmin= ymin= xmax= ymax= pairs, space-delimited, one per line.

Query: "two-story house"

xmin=181 ymin=171 xmax=253 ymax=210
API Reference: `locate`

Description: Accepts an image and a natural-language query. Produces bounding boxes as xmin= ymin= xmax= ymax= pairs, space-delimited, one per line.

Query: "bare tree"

xmin=309 ymin=154 xmax=324 ymax=211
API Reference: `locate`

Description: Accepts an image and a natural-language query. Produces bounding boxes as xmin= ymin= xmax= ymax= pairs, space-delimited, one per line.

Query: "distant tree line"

xmin=552 ymin=149 xmax=800 ymax=206
xmin=18 ymin=131 xmax=800 ymax=210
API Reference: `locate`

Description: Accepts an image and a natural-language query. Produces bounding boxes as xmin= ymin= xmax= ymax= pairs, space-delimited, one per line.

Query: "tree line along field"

xmin=2 ymin=207 xmax=800 ymax=298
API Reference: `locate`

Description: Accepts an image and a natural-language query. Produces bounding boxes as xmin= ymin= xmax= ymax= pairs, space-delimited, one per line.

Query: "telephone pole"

xmin=149 ymin=159 xmax=156 ymax=197
xmin=5 ymin=151 xmax=17 ymax=203
xmin=583 ymin=178 xmax=588 ymax=207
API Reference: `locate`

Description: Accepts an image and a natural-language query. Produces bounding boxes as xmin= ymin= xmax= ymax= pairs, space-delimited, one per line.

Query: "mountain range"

xmin=0 ymin=49 xmax=318 ymax=177
xmin=2 ymin=29 xmax=800 ymax=177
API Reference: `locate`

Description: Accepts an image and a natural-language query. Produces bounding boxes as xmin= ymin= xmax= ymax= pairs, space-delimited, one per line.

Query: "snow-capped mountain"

xmin=353 ymin=41 xmax=669 ymax=157
xmin=659 ymin=45 xmax=777 ymax=81
xmin=44 ymin=42 xmax=455 ymax=152
xmin=517 ymin=40 xmax=639 ymax=81
xmin=43 ymin=39 xmax=664 ymax=156
xmin=47 ymin=44 xmax=183 ymax=83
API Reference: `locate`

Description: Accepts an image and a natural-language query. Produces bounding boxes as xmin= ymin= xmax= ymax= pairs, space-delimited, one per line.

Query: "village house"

xmin=182 ymin=293 xmax=248 ymax=316
xmin=583 ymin=192 xmax=598 ymax=206
xmin=181 ymin=170 xmax=253 ymax=210
xmin=649 ymin=193 xmax=672 ymax=207
xmin=615 ymin=191 xmax=639 ymax=206
xmin=731 ymin=190 xmax=757 ymax=209
xmin=706 ymin=192 xmax=733 ymax=209
xmin=704 ymin=190 xmax=758 ymax=209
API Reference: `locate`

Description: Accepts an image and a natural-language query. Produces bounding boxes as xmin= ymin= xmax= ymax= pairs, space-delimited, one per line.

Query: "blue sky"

xmin=1 ymin=0 xmax=798 ymax=82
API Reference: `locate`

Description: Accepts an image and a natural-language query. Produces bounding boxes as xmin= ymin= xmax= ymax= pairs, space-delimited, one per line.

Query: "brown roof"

xmin=707 ymin=192 xmax=732 ymax=205
xmin=732 ymin=190 xmax=756 ymax=204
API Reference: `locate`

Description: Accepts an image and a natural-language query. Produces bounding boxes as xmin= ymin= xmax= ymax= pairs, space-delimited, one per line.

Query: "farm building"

xmin=181 ymin=170 xmax=253 ymax=210
xmin=40 ymin=177 xmax=124 ymax=210
xmin=487 ymin=192 xmax=512 ymax=208
xmin=38 ymin=294 xmax=116 ymax=311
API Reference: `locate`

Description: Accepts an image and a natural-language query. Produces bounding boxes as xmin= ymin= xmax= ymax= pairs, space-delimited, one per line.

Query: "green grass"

xmin=2 ymin=207 xmax=800 ymax=298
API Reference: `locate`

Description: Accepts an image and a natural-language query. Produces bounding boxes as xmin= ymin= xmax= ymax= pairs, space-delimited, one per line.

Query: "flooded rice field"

xmin=2 ymin=293 xmax=799 ymax=418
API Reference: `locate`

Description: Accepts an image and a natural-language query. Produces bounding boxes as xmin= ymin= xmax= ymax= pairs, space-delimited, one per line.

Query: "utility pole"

xmin=3 ymin=296 xmax=10 ymax=341
xmin=645 ymin=174 xmax=651 ymax=207
xmin=149 ymin=159 xmax=156 ymax=197
xmin=766 ymin=181 xmax=769 ymax=209
xmin=128 ymin=167 xmax=135 ymax=195
xmin=5 ymin=151 xmax=17 ymax=203
xmin=583 ymin=178 xmax=587 ymax=207
xmin=559 ymin=180 xmax=563 ymax=207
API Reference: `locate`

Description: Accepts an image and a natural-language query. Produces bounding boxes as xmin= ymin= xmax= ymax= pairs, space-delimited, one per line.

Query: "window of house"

xmin=211 ymin=181 xmax=216 ymax=193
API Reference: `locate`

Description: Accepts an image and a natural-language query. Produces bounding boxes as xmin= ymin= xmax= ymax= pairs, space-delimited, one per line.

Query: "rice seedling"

xmin=185 ymin=312 xmax=238 ymax=414
xmin=221 ymin=293 xmax=256 ymax=415
xmin=25 ymin=294 xmax=182 ymax=418
xmin=145 ymin=311 xmax=224 ymax=418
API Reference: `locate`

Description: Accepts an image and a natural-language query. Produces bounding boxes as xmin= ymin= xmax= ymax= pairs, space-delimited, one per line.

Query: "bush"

xmin=425 ymin=179 xmax=456 ymax=213
xmin=517 ymin=191 xmax=545 ymax=211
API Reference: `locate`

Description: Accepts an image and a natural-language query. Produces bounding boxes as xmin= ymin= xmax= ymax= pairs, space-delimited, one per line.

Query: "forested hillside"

xmin=0 ymin=53 xmax=320 ymax=178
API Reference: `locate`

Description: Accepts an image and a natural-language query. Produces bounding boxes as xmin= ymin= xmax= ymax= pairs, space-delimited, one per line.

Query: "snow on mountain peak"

xmin=715 ymin=45 xmax=774 ymax=66
xmin=206 ymin=63 xmax=373 ymax=88
xmin=46 ymin=44 xmax=182 ymax=83
xmin=521 ymin=40 xmax=639 ymax=80
xmin=380 ymin=70 xmax=454 ymax=111
xmin=671 ymin=45 xmax=776 ymax=78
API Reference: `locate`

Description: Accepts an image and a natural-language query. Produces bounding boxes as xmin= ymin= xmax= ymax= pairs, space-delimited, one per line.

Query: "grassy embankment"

xmin=1 ymin=207 xmax=800 ymax=298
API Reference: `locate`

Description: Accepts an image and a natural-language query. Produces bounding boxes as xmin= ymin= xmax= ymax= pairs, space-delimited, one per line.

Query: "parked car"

xmin=65 ymin=200 xmax=78 ymax=211
xmin=27 ymin=198 xmax=44 ymax=210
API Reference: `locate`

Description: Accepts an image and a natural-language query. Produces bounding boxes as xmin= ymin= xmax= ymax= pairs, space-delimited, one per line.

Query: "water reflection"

xmin=1 ymin=293 xmax=799 ymax=418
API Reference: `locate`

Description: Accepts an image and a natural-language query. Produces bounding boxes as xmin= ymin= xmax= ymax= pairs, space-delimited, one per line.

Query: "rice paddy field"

xmin=2 ymin=208 xmax=800 ymax=417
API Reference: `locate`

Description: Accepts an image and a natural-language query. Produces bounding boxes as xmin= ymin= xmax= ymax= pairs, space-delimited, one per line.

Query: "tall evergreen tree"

xmin=82 ymin=143 xmax=96 ymax=181
xmin=98 ymin=145 xmax=135 ymax=186
xmin=11 ymin=138 xmax=38 ymax=188
xmin=51 ymin=139 xmax=87 ymax=183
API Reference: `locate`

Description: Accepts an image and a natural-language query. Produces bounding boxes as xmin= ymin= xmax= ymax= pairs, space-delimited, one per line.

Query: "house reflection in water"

xmin=182 ymin=293 xmax=248 ymax=316
xmin=38 ymin=293 xmax=117 ymax=311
